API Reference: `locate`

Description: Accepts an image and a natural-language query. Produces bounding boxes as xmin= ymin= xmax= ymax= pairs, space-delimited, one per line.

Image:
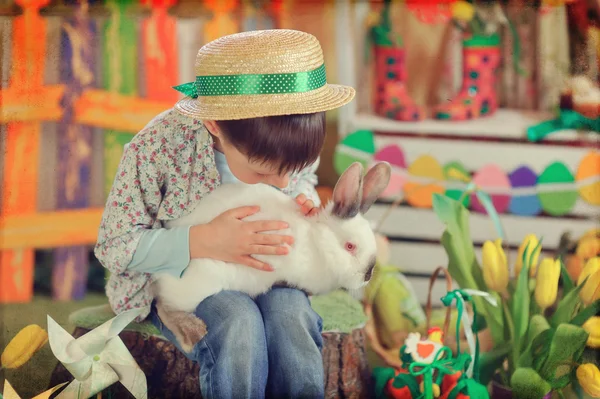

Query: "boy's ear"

xmin=203 ymin=120 xmax=220 ymax=137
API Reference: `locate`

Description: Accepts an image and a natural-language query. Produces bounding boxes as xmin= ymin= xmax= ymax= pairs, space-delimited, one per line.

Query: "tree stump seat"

xmin=49 ymin=291 xmax=373 ymax=398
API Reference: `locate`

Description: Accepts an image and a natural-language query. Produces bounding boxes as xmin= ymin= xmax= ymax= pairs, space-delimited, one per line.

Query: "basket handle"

xmin=425 ymin=266 xmax=453 ymax=340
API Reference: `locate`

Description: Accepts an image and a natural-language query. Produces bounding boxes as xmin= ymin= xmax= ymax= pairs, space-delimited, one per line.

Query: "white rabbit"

xmin=152 ymin=161 xmax=391 ymax=351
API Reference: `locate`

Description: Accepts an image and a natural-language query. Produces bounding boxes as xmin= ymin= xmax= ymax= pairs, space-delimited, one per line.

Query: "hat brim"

xmin=174 ymin=84 xmax=355 ymax=121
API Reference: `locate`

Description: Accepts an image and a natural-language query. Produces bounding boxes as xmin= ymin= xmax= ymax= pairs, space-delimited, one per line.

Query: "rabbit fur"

xmin=152 ymin=161 xmax=391 ymax=351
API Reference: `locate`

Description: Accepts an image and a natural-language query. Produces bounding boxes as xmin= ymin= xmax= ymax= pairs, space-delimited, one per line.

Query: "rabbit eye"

xmin=345 ymin=242 xmax=356 ymax=252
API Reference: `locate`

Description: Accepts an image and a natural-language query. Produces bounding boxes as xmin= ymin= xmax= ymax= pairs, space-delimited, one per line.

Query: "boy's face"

xmin=205 ymin=120 xmax=290 ymax=188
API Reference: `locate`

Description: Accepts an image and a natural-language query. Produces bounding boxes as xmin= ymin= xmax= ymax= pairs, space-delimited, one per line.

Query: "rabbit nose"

xmin=364 ymin=256 xmax=376 ymax=282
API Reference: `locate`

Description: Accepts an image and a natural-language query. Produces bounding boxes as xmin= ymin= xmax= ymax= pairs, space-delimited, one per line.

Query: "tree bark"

xmin=49 ymin=327 xmax=372 ymax=398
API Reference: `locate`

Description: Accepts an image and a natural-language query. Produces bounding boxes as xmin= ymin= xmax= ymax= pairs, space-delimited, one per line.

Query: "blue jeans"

xmin=150 ymin=288 xmax=325 ymax=399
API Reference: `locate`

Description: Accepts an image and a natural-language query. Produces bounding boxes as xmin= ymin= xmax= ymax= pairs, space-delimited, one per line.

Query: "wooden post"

xmin=203 ymin=0 xmax=239 ymax=44
xmin=102 ymin=0 xmax=140 ymax=198
xmin=141 ymin=0 xmax=179 ymax=104
xmin=0 ymin=0 xmax=53 ymax=303
xmin=51 ymin=0 xmax=97 ymax=301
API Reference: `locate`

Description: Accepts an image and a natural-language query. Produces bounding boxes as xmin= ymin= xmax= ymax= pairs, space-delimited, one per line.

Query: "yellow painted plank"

xmin=74 ymin=89 xmax=173 ymax=133
xmin=0 ymin=208 xmax=104 ymax=250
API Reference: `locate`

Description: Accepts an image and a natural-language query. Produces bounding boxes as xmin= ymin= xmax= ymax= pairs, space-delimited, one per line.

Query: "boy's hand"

xmin=295 ymin=194 xmax=320 ymax=217
xmin=190 ymin=206 xmax=293 ymax=271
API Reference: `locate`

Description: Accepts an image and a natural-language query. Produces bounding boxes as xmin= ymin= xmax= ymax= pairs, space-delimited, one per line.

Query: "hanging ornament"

xmin=374 ymin=144 xmax=408 ymax=198
xmin=508 ymin=165 xmax=542 ymax=217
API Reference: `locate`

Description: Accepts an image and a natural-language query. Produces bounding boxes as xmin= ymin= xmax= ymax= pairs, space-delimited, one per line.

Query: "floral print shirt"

xmin=94 ymin=108 xmax=320 ymax=321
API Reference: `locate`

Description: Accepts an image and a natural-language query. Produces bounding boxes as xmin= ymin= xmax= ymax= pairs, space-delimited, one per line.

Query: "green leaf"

xmin=570 ymin=299 xmax=600 ymax=326
xmin=518 ymin=315 xmax=551 ymax=368
xmin=550 ymin=282 xmax=586 ymax=327
xmin=559 ymin=257 xmax=575 ymax=295
xmin=373 ymin=367 xmax=395 ymax=399
xmin=511 ymin=367 xmax=552 ymax=399
xmin=538 ymin=324 xmax=589 ymax=382
xmin=478 ymin=341 xmax=512 ymax=386
xmin=432 ymin=194 xmax=504 ymax=343
xmin=512 ymin=245 xmax=531 ymax=358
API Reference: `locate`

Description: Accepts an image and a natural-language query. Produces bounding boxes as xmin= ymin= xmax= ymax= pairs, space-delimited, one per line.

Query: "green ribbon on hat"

xmin=173 ymin=63 xmax=327 ymax=98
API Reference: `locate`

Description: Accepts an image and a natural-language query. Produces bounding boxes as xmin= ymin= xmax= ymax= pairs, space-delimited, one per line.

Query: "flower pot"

xmin=491 ymin=376 xmax=552 ymax=399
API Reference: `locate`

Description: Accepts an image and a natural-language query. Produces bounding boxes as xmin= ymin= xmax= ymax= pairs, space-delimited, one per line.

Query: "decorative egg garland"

xmin=334 ymin=130 xmax=600 ymax=217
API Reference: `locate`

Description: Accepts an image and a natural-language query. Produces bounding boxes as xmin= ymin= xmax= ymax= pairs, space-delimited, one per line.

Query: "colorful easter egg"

xmin=538 ymin=161 xmax=578 ymax=216
xmin=508 ymin=165 xmax=541 ymax=216
xmin=471 ymin=164 xmax=511 ymax=214
xmin=576 ymin=151 xmax=600 ymax=205
xmin=404 ymin=155 xmax=445 ymax=208
xmin=443 ymin=161 xmax=471 ymax=207
xmin=334 ymin=130 xmax=375 ymax=175
xmin=374 ymin=144 xmax=407 ymax=198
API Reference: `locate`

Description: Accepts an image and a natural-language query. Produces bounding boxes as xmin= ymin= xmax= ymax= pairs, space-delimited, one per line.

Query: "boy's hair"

xmin=216 ymin=112 xmax=326 ymax=174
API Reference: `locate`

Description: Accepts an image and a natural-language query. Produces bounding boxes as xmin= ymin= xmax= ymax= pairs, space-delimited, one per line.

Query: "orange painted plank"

xmin=0 ymin=208 xmax=104 ymax=251
xmin=0 ymin=0 xmax=49 ymax=303
xmin=0 ymin=85 xmax=65 ymax=123
xmin=74 ymin=89 xmax=173 ymax=132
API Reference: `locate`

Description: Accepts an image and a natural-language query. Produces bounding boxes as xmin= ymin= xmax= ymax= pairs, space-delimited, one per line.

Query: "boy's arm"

xmin=290 ymin=157 xmax=321 ymax=206
xmin=94 ymin=130 xmax=189 ymax=276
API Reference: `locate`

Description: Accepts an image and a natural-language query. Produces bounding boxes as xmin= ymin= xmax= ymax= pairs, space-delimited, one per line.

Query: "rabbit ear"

xmin=332 ymin=162 xmax=364 ymax=219
xmin=360 ymin=162 xmax=391 ymax=214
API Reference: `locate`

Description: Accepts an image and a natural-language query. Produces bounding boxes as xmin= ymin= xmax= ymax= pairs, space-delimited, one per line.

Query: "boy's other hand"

xmin=190 ymin=206 xmax=293 ymax=271
xmin=295 ymin=194 xmax=320 ymax=217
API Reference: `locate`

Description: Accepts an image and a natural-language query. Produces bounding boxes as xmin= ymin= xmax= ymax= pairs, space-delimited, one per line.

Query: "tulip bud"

xmin=579 ymin=267 xmax=600 ymax=306
xmin=482 ymin=239 xmax=509 ymax=294
xmin=582 ymin=317 xmax=600 ymax=348
xmin=576 ymin=236 xmax=600 ymax=260
xmin=576 ymin=363 xmax=600 ymax=397
xmin=566 ymin=255 xmax=585 ymax=282
xmin=534 ymin=258 xmax=561 ymax=311
xmin=578 ymin=257 xmax=600 ymax=286
xmin=1 ymin=324 xmax=48 ymax=369
xmin=515 ymin=234 xmax=541 ymax=278
xmin=450 ymin=1 xmax=475 ymax=22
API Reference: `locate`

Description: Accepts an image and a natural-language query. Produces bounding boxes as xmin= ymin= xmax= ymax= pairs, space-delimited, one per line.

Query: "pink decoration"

xmin=471 ymin=164 xmax=512 ymax=214
xmin=374 ymin=144 xmax=407 ymax=198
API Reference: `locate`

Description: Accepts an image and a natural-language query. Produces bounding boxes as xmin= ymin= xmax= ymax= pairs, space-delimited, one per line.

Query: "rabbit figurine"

xmin=153 ymin=161 xmax=391 ymax=351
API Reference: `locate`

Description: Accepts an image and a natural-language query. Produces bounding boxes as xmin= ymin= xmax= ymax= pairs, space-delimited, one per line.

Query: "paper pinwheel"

xmin=47 ymin=308 xmax=148 ymax=399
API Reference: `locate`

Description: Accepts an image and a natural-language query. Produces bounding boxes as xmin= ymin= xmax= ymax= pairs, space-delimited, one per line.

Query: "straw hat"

xmin=174 ymin=29 xmax=355 ymax=120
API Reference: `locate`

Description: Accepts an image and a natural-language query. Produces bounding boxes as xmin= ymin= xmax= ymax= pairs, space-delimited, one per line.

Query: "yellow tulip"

xmin=576 ymin=363 xmax=600 ymax=397
xmin=579 ymin=267 xmax=600 ymax=306
xmin=534 ymin=258 xmax=561 ymax=311
xmin=583 ymin=317 xmax=600 ymax=348
xmin=578 ymin=257 xmax=600 ymax=286
xmin=451 ymin=1 xmax=475 ymax=22
xmin=482 ymin=239 xmax=509 ymax=294
xmin=514 ymin=234 xmax=541 ymax=278
xmin=576 ymin=236 xmax=600 ymax=260
xmin=583 ymin=228 xmax=600 ymax=239
xmin=0 ymin=324 xmax=48 ymax=369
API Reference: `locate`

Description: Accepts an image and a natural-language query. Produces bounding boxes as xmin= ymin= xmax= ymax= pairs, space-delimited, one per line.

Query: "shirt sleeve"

xmin=126 ymin=226 xmax=191 ymax=278
xmin=94 ymin=131 xmax=166 ymax=275
xmin=289 ymin=157 xmax=321 ymax=206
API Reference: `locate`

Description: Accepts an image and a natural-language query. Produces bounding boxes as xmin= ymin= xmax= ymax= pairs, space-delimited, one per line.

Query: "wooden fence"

xmin=0 ymin=0 xmax=288 ymax=303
